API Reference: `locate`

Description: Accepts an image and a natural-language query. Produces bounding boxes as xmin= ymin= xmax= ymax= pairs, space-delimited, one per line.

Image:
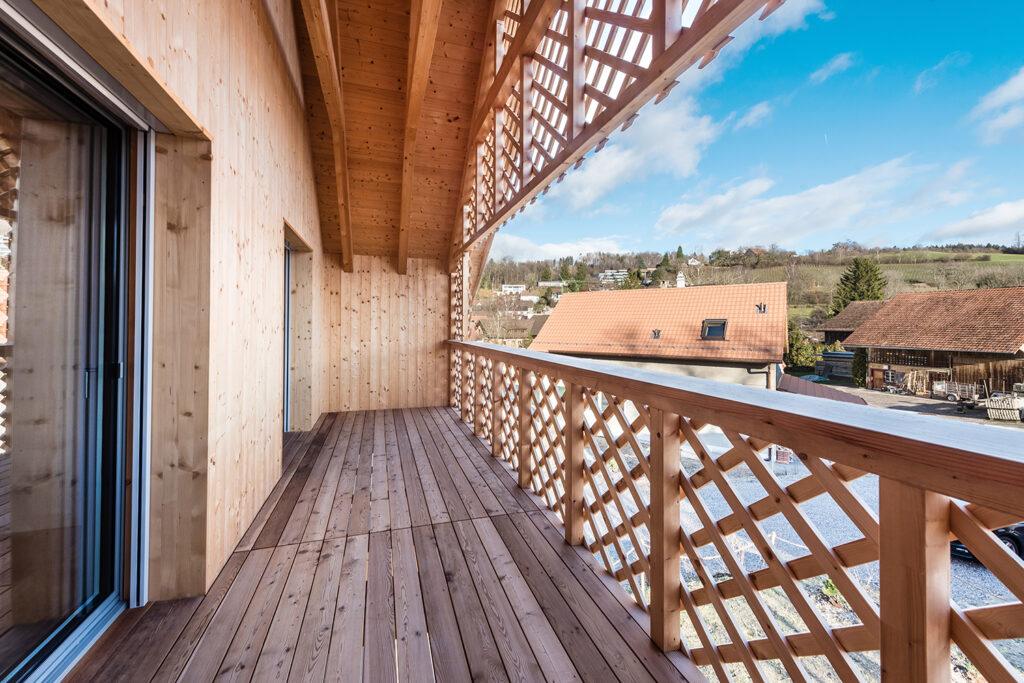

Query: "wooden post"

xmin=649 ymin=408 xmax=682 ymax=652
xmin=564 ymin=382 xmax=585 ymax=545
xmin=652 ymin=0 xmax=683 ymax=56
xmin=475 ymin=356 xmax=487 ymax=437
xmin=493 ymin=107 xmax=505 ymax=204
xmin=879 ymin=478 xmax=951 ymax=682
xmin=520 ymin=56 xmax=534 ymax=188
xmin=491 ymin=360 xmax=503 ymax=457
xmin=517 ymin=368 xmax=532 ymax=489
xmin=568 ymin=0 xmax=586 ymax=139
xmin=461 ymin=351 xmax=473 ymax=423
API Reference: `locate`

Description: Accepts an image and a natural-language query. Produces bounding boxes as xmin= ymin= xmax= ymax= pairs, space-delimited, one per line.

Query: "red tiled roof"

xmin=843 ymin=287 xmax=1024 ymax=354
xmin=529 ymin=282 xmax=787 ymax=363
xmin=817 ymin=300 xmax=884 ymax=332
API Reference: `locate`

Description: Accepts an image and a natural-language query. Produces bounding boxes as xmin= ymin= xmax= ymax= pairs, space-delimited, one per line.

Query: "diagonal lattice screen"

xmin=452 ymin=346 xmax=1024 ymax=682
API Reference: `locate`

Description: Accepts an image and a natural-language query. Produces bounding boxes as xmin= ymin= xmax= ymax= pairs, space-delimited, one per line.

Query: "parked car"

xmin=951 ymin=523 xmax=1024 ymax=559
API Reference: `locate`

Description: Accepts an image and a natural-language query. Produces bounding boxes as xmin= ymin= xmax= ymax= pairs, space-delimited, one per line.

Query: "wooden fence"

xmin=449 ymin=340 xmax=1024 ymax=682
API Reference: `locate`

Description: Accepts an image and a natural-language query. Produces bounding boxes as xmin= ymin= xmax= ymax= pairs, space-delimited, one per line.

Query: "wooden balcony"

xmin=69 ymin=406 xmax=696 ymax=682
xmin=70 ymin=342 xmax=1024 ymax=682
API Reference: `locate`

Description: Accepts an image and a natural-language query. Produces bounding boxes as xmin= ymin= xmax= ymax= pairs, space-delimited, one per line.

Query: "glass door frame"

xmin=0 ymin=5 xmax=155 ymax=680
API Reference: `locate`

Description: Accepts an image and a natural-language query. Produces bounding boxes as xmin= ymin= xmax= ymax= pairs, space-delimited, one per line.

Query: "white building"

xmin=597 ymin=269 xmax=628 ymax=285
xmin=537 ymin=280 xmax=567 ymax=289
xmin=500 ymin=284 xmax=526 ymax=295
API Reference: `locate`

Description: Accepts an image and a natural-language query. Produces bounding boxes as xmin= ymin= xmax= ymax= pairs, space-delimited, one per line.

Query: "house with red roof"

xmin=529 ymin=282 xmax=787 ymax=389
xmin=843 ymin=287 xmax=1024 ymax=393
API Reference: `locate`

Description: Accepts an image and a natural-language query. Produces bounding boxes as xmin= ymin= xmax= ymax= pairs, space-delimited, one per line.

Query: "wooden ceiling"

xmin=298 ymin=0 xmax=777 ymax=278
xmin=297 ymin=0 xmax=489 ymax=270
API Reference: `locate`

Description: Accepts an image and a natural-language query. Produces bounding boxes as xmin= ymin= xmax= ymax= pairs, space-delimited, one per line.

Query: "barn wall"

xmin=324 ymin=254 xmax=450 ymax=411
xmin=37 ymin=0 xmax=331 ymax=597
xmin=951 ymin=356 xmax=1024 ymax=393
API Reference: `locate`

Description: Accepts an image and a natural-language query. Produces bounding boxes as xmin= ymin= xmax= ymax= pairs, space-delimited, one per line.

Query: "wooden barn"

xmin=0 ymin=1 xmax=1022 ymax=681
xmin=843 ymin=288 xmax=1024 ymax=394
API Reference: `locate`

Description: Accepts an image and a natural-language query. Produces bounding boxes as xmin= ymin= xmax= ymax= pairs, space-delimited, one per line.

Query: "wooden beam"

xmin=447 ymin=0 xmax=504 ymax=268
xmin=456 ymin=0 xmax=768 ymax=257
xmin=298 ymin=0 xmax=354 ymax=272
xmin=649 ymin=408 xmax=682 ymax=652
xmin=564 ymin=383 xmax=585 ymax=546
xmin=466 ymin=0 xmax=564 ymax=150
xmin=397 ymin=0 xmax=443 ymax=275
xmin=33 ymin=0 xmax=207 ymax=138
xmin=879 ymin=479 xmax=951 ymax=682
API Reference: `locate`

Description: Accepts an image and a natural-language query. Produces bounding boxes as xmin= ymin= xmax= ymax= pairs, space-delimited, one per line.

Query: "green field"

xmin=689 ymin=252 xmax=1024 ymax=310
xmin=986 ymin=253 xmax=1024 ymax=262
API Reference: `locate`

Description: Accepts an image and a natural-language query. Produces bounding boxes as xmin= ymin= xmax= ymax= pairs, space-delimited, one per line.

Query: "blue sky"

xmin=492 ymin=1 xmax=1024 ymax=260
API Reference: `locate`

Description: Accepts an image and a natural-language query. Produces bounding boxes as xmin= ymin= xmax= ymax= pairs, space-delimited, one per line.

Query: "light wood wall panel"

xmin=59 ymin=0 xmax=331 ymax=597
xmin=325 ymin=254 xmax=449 ymax=411
xmin=38 ymin=0 xmax=457 ymax=599
xmin=149 ymin=135 xmax=212 ymax=599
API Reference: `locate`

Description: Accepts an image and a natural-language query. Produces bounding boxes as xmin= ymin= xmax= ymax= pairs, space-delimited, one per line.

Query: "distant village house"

xmin=472 ymin=315 xmax=548 ymax=348
xmin=843 ymin=287 xmax=1024 ymax=394
xmin=817 ymin=300 xmax=884 ymax=345
xmin=500 ymin=283 xmax=527 ymax=295
xmin=530 ymin=282 xmax=787 ymax=389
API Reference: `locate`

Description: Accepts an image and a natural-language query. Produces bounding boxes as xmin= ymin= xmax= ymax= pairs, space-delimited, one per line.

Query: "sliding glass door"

xmin=0 ymin=37 xmax=128 ymax=679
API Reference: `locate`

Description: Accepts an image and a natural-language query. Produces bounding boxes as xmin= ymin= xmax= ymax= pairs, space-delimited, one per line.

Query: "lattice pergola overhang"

xmin=447 ymin=0 xmax=784 ymax=283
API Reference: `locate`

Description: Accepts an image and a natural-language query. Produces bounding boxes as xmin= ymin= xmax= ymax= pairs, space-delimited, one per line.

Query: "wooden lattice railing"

xmin=449 ymin=340 xmax=1024 ymax=682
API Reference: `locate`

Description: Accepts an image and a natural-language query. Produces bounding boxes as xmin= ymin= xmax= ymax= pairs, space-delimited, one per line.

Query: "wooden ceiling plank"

xmin=299 ymin=0 xmax=354 ymax=271
xmin=397 ymin=0 xmax=444 ymax=275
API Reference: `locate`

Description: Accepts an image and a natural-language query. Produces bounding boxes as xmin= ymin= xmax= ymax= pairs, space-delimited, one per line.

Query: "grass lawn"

xmin=788 ymin=305 xmax=817 ymax=321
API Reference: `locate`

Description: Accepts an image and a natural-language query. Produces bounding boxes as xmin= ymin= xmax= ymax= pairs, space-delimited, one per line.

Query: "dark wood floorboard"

xmin=70 ymin=408 xmax=698 ymax=683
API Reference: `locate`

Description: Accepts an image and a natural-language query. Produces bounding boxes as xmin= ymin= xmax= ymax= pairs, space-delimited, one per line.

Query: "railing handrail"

xmin=450 ymin=339 xmax=1024 ymax=519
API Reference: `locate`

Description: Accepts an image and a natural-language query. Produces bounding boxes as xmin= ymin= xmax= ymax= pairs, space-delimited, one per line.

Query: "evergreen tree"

xmin=829 ymin=257 xmax=886 ymax=315
xmin=852 ymin=348 xmax=868 ymax=387
xmin=675 ymin=245 xmax=684 ymax=259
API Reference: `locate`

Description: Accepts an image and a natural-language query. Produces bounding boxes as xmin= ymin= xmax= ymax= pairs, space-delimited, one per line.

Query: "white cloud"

xmin=735 ymin=101 xmax=773 ymax=130
xmin=551 ymin=97 xmax=721 ymax=209
xmin=490 ymin=233 xmax=627 ymax=260
xmin=655 ymin=157 xmax=930 ymax=246
xmin=809 ymin=52 xmax=856 ymax=84
xmin=970 ymin=66 xmax=1024 ymax=143
xmin=913 ymin=51 xmax=970 ymax=94
xmin=972 ymin=66 xmax=1024 ymax=117
xmin=929 ymin=199 xmax=1024 ymax=241
xmin=978 ymin=106 xmax=1024 ymax=145
xmin=914 ymin=158 xmax=976 ymax=208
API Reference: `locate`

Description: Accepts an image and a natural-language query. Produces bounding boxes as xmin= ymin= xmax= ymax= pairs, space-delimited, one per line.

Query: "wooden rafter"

xmin=298 ymin=0 xmax=354 ymax=272
xmin=447 ymin=0 xmax=506 ymax=267
xmin=397 ymin=0 xmax=444 ymax=275
xmin=449 ymin=0 xmax=775 ymax=269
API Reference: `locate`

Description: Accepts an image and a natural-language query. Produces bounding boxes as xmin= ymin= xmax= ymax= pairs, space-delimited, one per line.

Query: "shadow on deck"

xmin=68 ymin=407 xmax=698 ymax=682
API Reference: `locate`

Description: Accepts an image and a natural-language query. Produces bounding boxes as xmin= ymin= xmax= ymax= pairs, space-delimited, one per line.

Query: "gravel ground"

xmin=676 ymin=428 xmax=1015 ymax=610
xmin=603 ymin=416 xmax=1022 ymax=677
xmin=831 ymin=385 xmax=1024 ymax=430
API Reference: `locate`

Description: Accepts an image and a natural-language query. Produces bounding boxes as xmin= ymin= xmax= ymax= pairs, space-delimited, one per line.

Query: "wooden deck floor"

xmin=70 ymin=407 xmax=698 ymax=682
